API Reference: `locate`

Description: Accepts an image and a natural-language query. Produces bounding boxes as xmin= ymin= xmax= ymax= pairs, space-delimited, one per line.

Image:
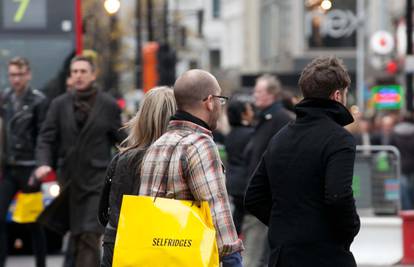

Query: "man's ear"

xmin=205 ymin=95 xmax=214 ymax=111
xmin=330 ymin=89 xmax=341 ymax=102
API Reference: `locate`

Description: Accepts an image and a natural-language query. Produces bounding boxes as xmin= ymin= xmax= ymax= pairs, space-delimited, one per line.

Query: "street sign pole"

xmin=406 ymin=0 xmax=413 ymax=111
xmin=357 ymin=0 xmax=365 ymax=112
xmin=75 ymin=0 xmax=83 ymax=55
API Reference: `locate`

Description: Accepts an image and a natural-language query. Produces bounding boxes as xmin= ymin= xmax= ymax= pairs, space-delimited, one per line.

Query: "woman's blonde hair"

xmin=120 ymin=86 xmax=176 ymax=152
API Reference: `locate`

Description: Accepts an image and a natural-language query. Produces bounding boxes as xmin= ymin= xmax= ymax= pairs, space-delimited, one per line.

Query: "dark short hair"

xmin=8 ymin=57 xmax=30 ymax=70
xmin=256 ymin=74 xmax=282 ymax=97
xmin=70 ymin=55 xmax=95 ymax=72
xmin=227 ymin=100 xmax=248 ymax=126
xmin=298 ymin=56 xmax=350 ymax=99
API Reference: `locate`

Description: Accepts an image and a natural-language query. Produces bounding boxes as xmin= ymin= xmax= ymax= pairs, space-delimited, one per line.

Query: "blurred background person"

xmin=354 ymin=116 xmax=378 ymax=147
xmin=224 ymin=99 xmax=254 ymax=235
xmin=101 ymin=86 xmax=176 ymax=267
xmin=281 ymin=90 xmax=300 ymax=112
xmin=391 ymin=112 xmax=414 ymax=210
xmin=374 ymin=115 xmax=396 ymax=146
xmin=0 ymin=57 xmax=48 ymax=267
xmin=35 ymin=56 xmax=126 ymax=267
xmin=243 ymin=74 xmax=294 ymax=267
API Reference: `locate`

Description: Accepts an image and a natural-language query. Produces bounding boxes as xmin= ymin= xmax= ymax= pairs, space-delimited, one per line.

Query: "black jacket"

xmin=0 ymin=87 xmax=48 ymax=166
xmin=36 ymin=90 xmax=126 ymax=235
xmin=225 ymin=125 xmax=254 ymax=197
xmin=101 ymin=148 xmax=146 ymax=247
xmin=245 ymin=102 xmax=293 ymax=177
xmin=245 ymin=98 xmax=360 ymax=267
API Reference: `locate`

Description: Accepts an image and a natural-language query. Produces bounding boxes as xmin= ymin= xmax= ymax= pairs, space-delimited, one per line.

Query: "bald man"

xmin=139 ymin=70 xmax=244 ymax=266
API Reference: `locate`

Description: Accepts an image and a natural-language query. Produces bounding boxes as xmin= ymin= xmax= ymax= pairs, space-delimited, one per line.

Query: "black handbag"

xmin=37 ymin=182 xmax=71 ymax=235
xmin=98 ymin=154 xmax=120 ymax=226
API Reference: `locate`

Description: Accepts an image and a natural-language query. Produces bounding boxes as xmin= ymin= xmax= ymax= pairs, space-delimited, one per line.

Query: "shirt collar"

xmin=170 ymin=110 xmax=211 ymax=131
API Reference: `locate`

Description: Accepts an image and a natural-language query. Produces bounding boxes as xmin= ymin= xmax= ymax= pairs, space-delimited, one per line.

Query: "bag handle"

xmin=153 ymin=134 xmax=187 ymax=203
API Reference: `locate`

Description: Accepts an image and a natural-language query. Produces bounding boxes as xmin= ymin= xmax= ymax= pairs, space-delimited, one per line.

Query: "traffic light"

xmin=157 ymin=43 xmax=176 ymax=86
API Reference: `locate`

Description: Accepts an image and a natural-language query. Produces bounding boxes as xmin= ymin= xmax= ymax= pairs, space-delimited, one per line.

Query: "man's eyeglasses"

xmin=8 ymin=72 xmax=28 ymax=78
xmin=203 ymin=95 xmax=229 ymax=105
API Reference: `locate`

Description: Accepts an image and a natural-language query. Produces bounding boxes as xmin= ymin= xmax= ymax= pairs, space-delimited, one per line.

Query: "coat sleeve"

xmin=186 ymin=137 xmax=243 ymax=257
xmin=34 ymin=97 xmax=50 ymax=138
xmin=324 ymin=132 xmax=360 ymax=246
xmin=108 ymin=103 xmax=126 ymax=146
xmin=244 ymin=154 xmax=272 ymax=226
xmin=36 ymin=99 xmax=59 ymax=167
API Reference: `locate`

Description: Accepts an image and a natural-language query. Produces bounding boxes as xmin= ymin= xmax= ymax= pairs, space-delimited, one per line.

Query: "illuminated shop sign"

xmin=371 ymin=85 xmax=404 ymax=110
xmin=305 ymin=0 xmax=356 ymax=48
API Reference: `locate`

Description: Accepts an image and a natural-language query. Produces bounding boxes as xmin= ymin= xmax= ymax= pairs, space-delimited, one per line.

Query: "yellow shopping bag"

xmin=113 ymin=195 xmax=219 ymax=267
xmin=12 ymin=192 xmax=44 ymax=223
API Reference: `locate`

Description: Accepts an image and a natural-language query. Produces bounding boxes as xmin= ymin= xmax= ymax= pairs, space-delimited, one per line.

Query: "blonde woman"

xmin=100 ymin=86 xmax=176 ymax=267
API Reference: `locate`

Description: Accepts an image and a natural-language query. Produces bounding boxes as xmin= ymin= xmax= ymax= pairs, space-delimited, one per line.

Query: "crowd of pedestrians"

xmin=1 ymin=53 xmax=412 ymax=267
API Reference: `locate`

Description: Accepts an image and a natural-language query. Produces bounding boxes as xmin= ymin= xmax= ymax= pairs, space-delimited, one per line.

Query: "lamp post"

xmin=407 ymin=0 xmax=413 ymax=111
xmin=104 ymin=0 xmax=120 ymax=93
xmin=104 ymin=0 xmax=121 ymax=15
xmin=135 ymin=0 xmax=142 ymax=89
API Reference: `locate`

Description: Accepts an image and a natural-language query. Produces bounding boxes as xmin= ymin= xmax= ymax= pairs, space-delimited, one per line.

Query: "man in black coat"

xmin=245 ymin=56 xmax=360 ymax=267
xmin=35 ymin=56 xmax=125 ymax=267
xmin=0 ymin=57 xmax=48 ymax=267
xmin=243 ymin=74 xmax=293 ymax=267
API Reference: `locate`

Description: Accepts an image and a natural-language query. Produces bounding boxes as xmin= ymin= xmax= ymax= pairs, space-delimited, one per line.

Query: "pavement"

xmin=5 ymin=255 xmax=414 ymax=267
xmin=6 ymin=255 xmax=63 ymax=267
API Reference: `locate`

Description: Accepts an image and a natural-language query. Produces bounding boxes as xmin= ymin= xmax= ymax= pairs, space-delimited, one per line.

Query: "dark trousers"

xmin=67 ymin=232 xmax=101 ymax=267
xmin=0 ymin=165 xmax=47 ymax=267
xmin=100 ymin=242 xmax=114 ymax=267
xmin=232 ymin=196 xmax=245 ymax=235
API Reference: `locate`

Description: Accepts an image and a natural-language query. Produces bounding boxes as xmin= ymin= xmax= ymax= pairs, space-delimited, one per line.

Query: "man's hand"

xmin=35 ymin=165 xmax=52 ymax=180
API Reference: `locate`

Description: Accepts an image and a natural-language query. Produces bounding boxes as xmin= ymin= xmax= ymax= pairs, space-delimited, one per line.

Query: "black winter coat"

xmin=103 ymin=148 xmax=146 ymax=244
xmin=245 ymin=98 xmax=360 ymax=267
xmin=225 ymin=125 xmax=254 ymax=197
xmin=0 ymin=87 xmax=48 ymax=166
xmin=245 ymin=102 xmax=293 ymax=177
xmin=36 ymin=90 xmax=125 ymax=235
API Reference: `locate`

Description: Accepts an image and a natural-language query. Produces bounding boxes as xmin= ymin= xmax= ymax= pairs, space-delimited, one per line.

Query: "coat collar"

xmin=80 ymin=90 xmax=104 ymax=135
xmin=167 ymin=120 xmax=212 ymax=137
xmin=294 ymin=98 xmax=354 ymax=127
xmin=170 ymin=110 xmax=211 ymax=131
xmin=65 ymin=89 xmax=105 ymax=135
xmin=258 ymin=101 xmax=283 ymax=121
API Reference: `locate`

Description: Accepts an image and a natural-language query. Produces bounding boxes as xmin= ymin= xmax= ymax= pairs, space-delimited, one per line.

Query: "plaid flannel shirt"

xmin=139 ymin=120 xmax=244 ymax=257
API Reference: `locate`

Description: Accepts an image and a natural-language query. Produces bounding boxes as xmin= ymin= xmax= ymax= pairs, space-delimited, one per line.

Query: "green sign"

xmin=352 ymin=175 xmax=361 ymax=197
xmin=371 ymin=85 xmax=404 ymax=110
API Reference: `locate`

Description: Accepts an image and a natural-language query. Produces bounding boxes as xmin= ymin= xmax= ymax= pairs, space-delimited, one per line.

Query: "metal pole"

xmin=105 ymin=15 xmax=119 ymax=92
xmin=163 ymin=0 xmax=169 ymax=44
xmin=75 ymin=0 xmax=83 ymax=55
xmin=147 ymin=0 xmax=154 ymax=41
xmin=356 ymin=0 xmax=365 ymax=112
xmin=135 ymin=0 xmax=142 ymax=89
xmin=406 ymin=0 xmax=413 ymax=111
